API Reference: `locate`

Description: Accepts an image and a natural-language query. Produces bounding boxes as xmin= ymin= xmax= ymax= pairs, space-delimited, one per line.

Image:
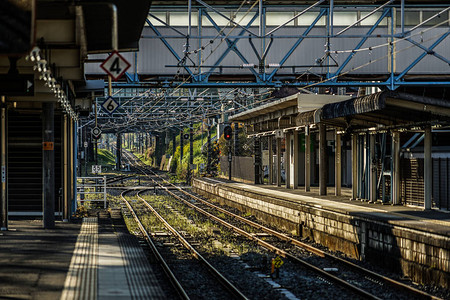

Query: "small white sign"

xmin=91 ymin=127 xmax=102 ymax=140
xmin=92 ymin=165 xmax=102 ymax=174
xmin=101 ymin=96 xmax=119 ymax=115
xmin=275 ymin=129 xmax=284 ymax=139
xmin=100 ymin=51 xmax=131 ymax=81
xmin=84 ymin=142 xmax=88 ymax=148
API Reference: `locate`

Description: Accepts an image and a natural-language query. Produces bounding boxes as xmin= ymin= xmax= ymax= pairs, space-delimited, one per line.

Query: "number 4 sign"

xmin=100 ymin=51 xmax=131 ymax=81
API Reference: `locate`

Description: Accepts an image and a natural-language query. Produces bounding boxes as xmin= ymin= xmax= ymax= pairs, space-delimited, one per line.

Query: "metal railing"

xmin=76 ymin=176 xmax=107 ymax=208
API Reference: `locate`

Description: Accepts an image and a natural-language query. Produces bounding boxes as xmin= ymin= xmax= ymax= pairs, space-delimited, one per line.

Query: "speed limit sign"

xmin=101 ymin=96 xmax=119 ymax=115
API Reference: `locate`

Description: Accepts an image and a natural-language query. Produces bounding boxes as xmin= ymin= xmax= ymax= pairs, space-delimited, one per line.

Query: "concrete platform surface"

xmin=0 ymin=210 xmax=168 ymax=300
xmin=0 ymin=219 xmax=80 ymax=300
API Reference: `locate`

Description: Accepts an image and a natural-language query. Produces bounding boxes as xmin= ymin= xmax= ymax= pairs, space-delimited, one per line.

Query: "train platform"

xmin=193 ymin=177 xmax=450 ymax=288
xmin=198 ymin=177 xmax=450 ymax=236
xmin=0 ymin=210 xmax=167 ymax=300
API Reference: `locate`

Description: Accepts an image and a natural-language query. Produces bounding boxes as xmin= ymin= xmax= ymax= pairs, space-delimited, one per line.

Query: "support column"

xmin=116 ymin=133 xmax=121 ymax=171
xmin=268 ymin=136 xmax=273 ymax=185
xmin=180 ymin=129 xmax=184 ymax=165
xmin=305 ymin=127 xmax=311 ymax=192
xmin=63 ymin=115 xmax=69 ymax=221
xmin=335 ymin=130 xmax=341 ymax=196
xmin=424 ymin=126 xmax=432 ymax=210
xmin=69 ymin=119 xmax=75 ymax=214
xmin=369 ymin=133 xmax=377 ymax=202
xmin=172 ymin=131 xmax=176 ymax=160
xmin=276 ymin=137 xmax=282 ymax=187
xmin=207 ymin=124 xmax=211 ymax=174
xmin=189 ymin=124 xmax=193 ymax=183
xmin=319 ymin=123 xmax=327 ymax=196
xmin=43 ymin=103 xmax=55 ymax=228
xmin=352 ymin=134 xmax=358 ymax=200
xmin=392 ymin=131 xmax=400 ymax=205
xmin=1 ymin=96 xmax=7 ymax=230
xmin=254 ymin=136 xmax=262 ymax=184
xmin=293 ymin=131 xmax=299 ymax=189
xmin=285 ymin=132 xmax=290 ymax=189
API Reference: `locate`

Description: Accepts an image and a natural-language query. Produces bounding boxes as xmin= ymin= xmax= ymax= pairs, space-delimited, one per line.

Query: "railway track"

xmin=120 ymin=189 xmax=249 ymax=300
xmin=120 ymin=149 xmax=443 ymax=300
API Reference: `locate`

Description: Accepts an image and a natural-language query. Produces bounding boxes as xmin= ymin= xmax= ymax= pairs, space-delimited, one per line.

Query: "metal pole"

xmin=63 ymin=115 xmax=69 ymax=221
xmin=424 ymin=127 xmax=432 ymax=210
xmin=207 ymin=123 xmax=211 ymax=174
xmin=188 ymin=0 xmax=192 ymax=38
xmin=285 ymin=132 xmax=291 ymax=189
xmin=172 ymin=130 xmax=176 ymax=161
xmin=189 ymin=124 xmax=193 ymax=183
xmin=228 ymin=141 xmax=232 ymax=181
xmin=254 ymin=136 xmax=262 ymax=184
xmin=400 ymin=0 xmax=405 ymax=36
xmin=369 ymin=134 xmax=376 ymax=202
xmin=42 ymin=102 xmax=55 ymax=228
xmin=335 ymin=130 xmax=341 ymax=196
xmin=319 ymin=123 xmax=327 ymax=196
xmin=352 ymin=134 xmax=358 ymax=200
xmin=180 ymin=129 xmax=184 ymax=165
xmin=268 ymin=135 xmax=273 ymax=185
xmin=116 ymin=133 xmax=121 ymax=170
xmin=305 ymin=128 xmax=311 ymax=192
xmin=70 ymin=119 xmax=75 ymax=214
xmin=259 ymin=0 xmax=263 ymax=37
xmin=94 ymin=97 xmax=98 ymax=165
xmin=392 ymin=131 xmax=400 ymax=205
xmin=293 ymin=131 xmax=299 ymax=189
xmin=1 ymin=96 xmax=7 ymax=230
xmin=329 ymin=0 xmax=334 ymax=36
xmin=276 ymin=137 xmax=282 ymax=187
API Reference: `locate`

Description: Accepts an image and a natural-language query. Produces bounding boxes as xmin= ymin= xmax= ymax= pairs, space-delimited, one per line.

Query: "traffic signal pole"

xmin=224 ymin=125 xmax=233 ymax=181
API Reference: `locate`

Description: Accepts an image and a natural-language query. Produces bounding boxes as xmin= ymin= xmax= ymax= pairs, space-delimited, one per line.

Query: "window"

xmin=360 ymin=12 xmax=387 ymax=26
xmin=232 ymin=12 xmax=259 ymax=26
xmin=169 ymin=12 xmax=198 ymax=26
xmin=266 ymin=12 xmax=295 ymax=26
xmin=333 ymin=12 xmax=358 ymax=26
xmin=202 ymin=12 xmax=232 ymax=27
xmin=422 ymin=10 xmax=447 ymax=26
xmin=298 ymin=12 xmax=326 ymax=26
xmin=396 ymin=11 xmax=420 ymax=26
xmin=147 ymin=12 xmax=167 ymax=26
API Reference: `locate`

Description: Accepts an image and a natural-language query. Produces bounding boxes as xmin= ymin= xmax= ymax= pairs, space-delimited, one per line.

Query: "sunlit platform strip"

xmin=60 ymin=217 xmax=98 ymax=300
xmin=61 ymin=217 xmax=166 ymax=300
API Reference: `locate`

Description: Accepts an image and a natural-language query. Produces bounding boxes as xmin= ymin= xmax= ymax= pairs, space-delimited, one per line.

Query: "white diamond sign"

xmin=100 ymin=51 xmax=131 ymax=81
xmin=101 ymin=96 xmax=119 ymax=115
xmin=91 ymin=126 xmax=102 ymax=140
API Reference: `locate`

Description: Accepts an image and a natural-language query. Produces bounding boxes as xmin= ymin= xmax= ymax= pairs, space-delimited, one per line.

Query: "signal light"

xmin=224 ymin=125 xmax=232 ymax=140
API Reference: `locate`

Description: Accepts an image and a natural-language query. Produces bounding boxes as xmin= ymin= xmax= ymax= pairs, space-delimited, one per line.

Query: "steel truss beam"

xmin=135 ymin=2 xmax=450 ymax=89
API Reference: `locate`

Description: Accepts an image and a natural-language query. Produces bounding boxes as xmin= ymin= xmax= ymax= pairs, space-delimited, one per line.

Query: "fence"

xmin=76 ymin=176 xmax=107 ymax=208
xmin=220 ymin=156 xmax=255 ymax=183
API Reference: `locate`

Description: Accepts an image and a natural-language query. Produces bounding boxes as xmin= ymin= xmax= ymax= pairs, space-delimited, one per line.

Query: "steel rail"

xmin=142 ymin=167 xmax=443 ymax=300
xmin=128 ymin=189 xmax=249 ymax=300
xmin=182 ymin=178 xmax=444 ymax=300
xmin=120 ymin=190 xmax=190 ymax=300
xmin=139 ymin=170 xmax=381 ymax=300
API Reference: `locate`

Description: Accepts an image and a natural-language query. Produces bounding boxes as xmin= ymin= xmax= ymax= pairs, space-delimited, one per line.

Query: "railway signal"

xmin=224 ymin=125 xmax=232 ymax=140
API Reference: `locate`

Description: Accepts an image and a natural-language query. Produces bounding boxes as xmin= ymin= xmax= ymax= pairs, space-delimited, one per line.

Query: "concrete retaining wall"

xmin=192 ymin=178 xmax=450 ymax=289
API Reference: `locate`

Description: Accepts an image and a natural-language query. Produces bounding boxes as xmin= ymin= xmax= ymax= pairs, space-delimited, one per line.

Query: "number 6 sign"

xmin=100 ymin=51 xmax=131 ymax=81
xmin=101 ymin=96 xmax=120 ymax=115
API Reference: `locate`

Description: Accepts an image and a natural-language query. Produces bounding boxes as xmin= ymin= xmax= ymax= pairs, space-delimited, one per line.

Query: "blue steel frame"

xmin=117 ymin=3 xmax=450 ymax=89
